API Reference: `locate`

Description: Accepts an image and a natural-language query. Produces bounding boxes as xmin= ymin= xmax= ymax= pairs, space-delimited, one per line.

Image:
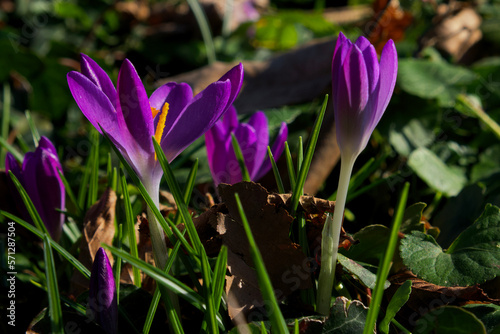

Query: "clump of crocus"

xmin=5 ymin=136 xmax=65 ymax=241
xmin=205 ymin=106 xmax=288 ymax=186
xmin=316 ymin=32 xmax=398 ymax=315
xmin=88 ymin=247 xmax=117 ymax=334
xmin=67 ymin=55 xmax=243 ymax=268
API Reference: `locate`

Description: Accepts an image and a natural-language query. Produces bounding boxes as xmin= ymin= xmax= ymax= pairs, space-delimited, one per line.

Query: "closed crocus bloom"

xmin=5 ymin=136 xmax=65 ymax=241
xmin=88 ymin=247 xmax=117 ymax=334
xmin=205 ymin=106 xmax=288 ymax=186
xmin=332 ymin=31 xmax=397 ymax=160
xmin=316 ymin=33 xmax=398 ymax=315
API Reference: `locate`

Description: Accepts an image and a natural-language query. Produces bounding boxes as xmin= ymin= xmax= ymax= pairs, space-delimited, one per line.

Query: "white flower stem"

xmin=316 ymin=154 xmax=356 ymax=315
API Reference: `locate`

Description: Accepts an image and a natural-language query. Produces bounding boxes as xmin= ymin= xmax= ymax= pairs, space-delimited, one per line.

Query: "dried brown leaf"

xmin=386 ymin=271 xmax=500 ymax=327
xmin=197 ymin=182 xmax=313 ymax=320
xmin=71 ymin=188 xmax=116 ymax=295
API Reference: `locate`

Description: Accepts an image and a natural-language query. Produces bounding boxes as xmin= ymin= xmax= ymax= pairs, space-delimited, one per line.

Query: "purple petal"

xmin=23 ymin=140 xmax=65 ymax=240
xmin=255 ymin=121 xmax=288 ymax=181
xmin=355 ymin=36 xmax=379 ymax=95
xmin=150 ymin=82 xmax=193 ymax=133
xmin=5 ymin=152 xmax=23 ymax=183
xmin=117 ymin=59 xmax=154 ymax=154
xmin=80 ymin=54 xmax=117 ymax=108
xmin=332 ymin=34 xmax=352 ymax=111
xmin=89 ymin=248 xmax=117 ymax=334
xmin=67 ymin=72 xmax=122 ymax=142
xmin=246 ymin=112 xmax=269 ymax=179
xmin=205 ymin=126 xmax=231 ymax=186
xmin=223 ymin=105 xmax=239 ymax=133
xmin=217 ymin=63 xmax=244 ymax=108
xmin=343 ymin=45 xmax=369 ymax=115
xmin=233 ymin=123 xmax=258 ymax=178
xmin=375 ymin=39 xmax=398 ymax=123
xmin=162 ymin=80 xmax=232 ymax=161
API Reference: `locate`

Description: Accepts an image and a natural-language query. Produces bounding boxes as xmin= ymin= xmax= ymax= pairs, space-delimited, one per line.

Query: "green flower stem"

xmin=316 ymin=155 xmax=355 ymax=315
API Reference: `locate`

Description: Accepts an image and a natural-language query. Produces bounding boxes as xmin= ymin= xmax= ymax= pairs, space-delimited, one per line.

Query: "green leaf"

xmin=337 ymin=253 xmax=390 ymax=290
xmin=398 ymin=58 xmax=477 ymax=107
xmin=463 ymin=304 xmax=500 ymax=334
xmin=471 ymin=145 xmax=500 ymax=182
xmin=400 ymin=202 xmax=427 ymax=234
xmin=408 ymin=147 xmax=467 ymax=197
xmin=322 ymin=297 xmax=368 ymax=334
xmin=43 ymin=234 xmax=64 ymax=333
xmin=379 ymin=280 xmax=412 ymax=334
xmin=340 ymin=224 xmax=390 ymax=265
xmin=415 ymin=306 xmax=486 ymax=334
xmin=401 ymin=204 xmax=500 ymax=286
xmin=290 ymin=95 xmax=328 ymax=214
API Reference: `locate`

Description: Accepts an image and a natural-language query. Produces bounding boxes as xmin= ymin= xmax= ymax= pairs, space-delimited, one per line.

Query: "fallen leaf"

xmin=386 ymin=271 xmax=500 ymax=328
xmin=367 ymin=0 xmax=413 ymax=54
xmin=71 ymin=188 xmax=116 ymax=296
xmin=193 ymin=182 xmax=312 ymax=320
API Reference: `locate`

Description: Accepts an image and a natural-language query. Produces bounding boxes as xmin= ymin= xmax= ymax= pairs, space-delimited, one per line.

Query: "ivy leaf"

xmin=463 ymin=304 xmax=500 ymax=333
xmin=415 ymin=306 xmax=486 ymax=334
xmin=322 ymin=297 xmax=368 ymax=334
xmin=398 ymin=58 xmax=477 ymax=107
xmin=400 ymin=204 xmax=500 ymax=286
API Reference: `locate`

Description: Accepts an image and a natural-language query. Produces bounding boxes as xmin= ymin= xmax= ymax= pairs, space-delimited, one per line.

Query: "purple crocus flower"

xmin=5 ymin=136 xmax=65 ymax=241
xmin=316 ymin=33 xmax=398 ymax=315
xmin=88 ymin=247 xmax=117 ymax=334
xmin=332 ymin=32 xmax=398 ymax=160
xmin=205 ymin=106 xmax=288 ymax=186
xmin=67 ymin=54 xmax=243 ymax=200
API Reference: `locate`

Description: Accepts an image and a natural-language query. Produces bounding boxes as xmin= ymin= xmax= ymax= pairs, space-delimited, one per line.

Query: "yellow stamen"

xmin=152 ymin=102 xmax=169 ymax=160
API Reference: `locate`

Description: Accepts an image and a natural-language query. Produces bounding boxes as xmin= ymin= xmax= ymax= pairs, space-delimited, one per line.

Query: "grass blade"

xmin=25 ymin=110 xmax=41 ymax=147
xmin=363 ymin=182 xmax=410 ymax=334
xmin=290 ymin=95 xmax=328 ymax=215
xmin=0 ymin=137 xmax=24 ymax=163
xmin=8 ymin=171 xmax=48 ymax=235
xmin=43 ymin=234 xmax=64 ymax=333
xmin=115 ymin=223 xmax=123 ymax=303
xmin=152 ymin=137 xmax=204 ymax=256
xmin=143 ymin=236 xmax=184 ymax=334
xmin=104 ymin=244 xmax=225 ymax=330
xmin=58 ymin=170 xmax=83 ymax=217
xmin=234 ymin=193 xmax=288 ymax=334
xmin=284 ymin=142 xmax=296 ymax=191
xmin=1 ymin=83 xmax=11 ymax=167
xmin=120 ymin=167 xmax=142 ymax=288
xmin=87 ymin=130 xmax=100 ymax=206
xmin=267 ymin=147 xmax=285 ymax=193
xmin=186 ymin=0 xmax=216 ymax=64
xmin=231 ymin=133 xmax=251 ymax=182
xmin=2 ymin=211 xmax=91 ymax=278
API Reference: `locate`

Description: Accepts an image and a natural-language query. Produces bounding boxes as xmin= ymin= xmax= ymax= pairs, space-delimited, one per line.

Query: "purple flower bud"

xmin=205 ymin=106 xmax=288 ymax=186
xmin=5 ymin=136 xmax=65 ymax=240
xmin=332 ymin=32 xmax=398 ymax=159
xmin=88 ymin=247 xmax=117 ymax=334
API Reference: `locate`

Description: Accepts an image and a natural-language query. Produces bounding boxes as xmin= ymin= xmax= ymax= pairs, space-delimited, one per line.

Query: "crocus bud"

xmin=88 ymin=247 xmax=117 ymax=334
xmin=205 ymin=106 xmax=288 ymax=186
xmin=332 ymin=32 xmax=398 ymax=160
xmin=5 ymin=136 xmax=65 ymax=240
